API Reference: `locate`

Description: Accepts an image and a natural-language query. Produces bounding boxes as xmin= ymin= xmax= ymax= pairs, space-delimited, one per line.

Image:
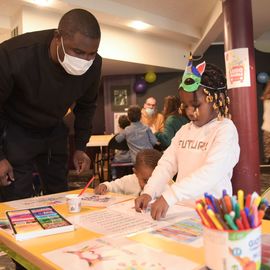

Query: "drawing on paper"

xmin=150 ymin=218 xmax=203 ymax=244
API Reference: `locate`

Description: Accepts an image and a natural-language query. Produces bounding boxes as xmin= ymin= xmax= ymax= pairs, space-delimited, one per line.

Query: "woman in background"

xmin=155 ymin=96 xmax=189 ymax=150
xmin=261 ymin=81 xmax=270 ymax=164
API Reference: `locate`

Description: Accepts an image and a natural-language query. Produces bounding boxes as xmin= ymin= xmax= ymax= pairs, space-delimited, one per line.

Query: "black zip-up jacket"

xmin=0 ymin=29 xmax=102 ymax=160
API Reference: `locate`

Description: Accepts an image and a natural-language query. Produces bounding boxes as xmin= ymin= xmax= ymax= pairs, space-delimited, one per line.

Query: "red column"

xmin=223 ymin=0 xmax=260 ymax=194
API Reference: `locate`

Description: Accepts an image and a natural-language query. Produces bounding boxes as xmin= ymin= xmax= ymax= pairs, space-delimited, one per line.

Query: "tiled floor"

xmin=0 ymin=167 xmax=269 ymax=270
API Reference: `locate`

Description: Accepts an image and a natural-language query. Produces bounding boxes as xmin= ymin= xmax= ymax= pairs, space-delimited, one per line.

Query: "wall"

xmin=101 ymin=44 xmax=270 ymax=162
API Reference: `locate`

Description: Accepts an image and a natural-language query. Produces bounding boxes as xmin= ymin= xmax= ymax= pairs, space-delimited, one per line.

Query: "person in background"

xmin=141 ymin=97 xmax=164 ymax=133
xmin=0 ymin=9 xmax=102 ymax=202
xmin=155 ymin=95 xmax=189 ymax=150
xmin=110 ymin=115 xmax=132 ymax=179
xmin=95 ymin=149 xmax=162 ymax=195
xmin=115 ymin=105 xmax=158 ymax=164
xmin=135 ymin=57 xmax=240 ymax=220
xmin=261 ymin=81 xmax=270 ymax=164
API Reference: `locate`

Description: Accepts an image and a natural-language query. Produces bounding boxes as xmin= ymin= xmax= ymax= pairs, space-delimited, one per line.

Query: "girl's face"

xmin=133 ymin=166 xmax=153 ymax=189
xmin=179 ymin=87 xmax=217 ymax=127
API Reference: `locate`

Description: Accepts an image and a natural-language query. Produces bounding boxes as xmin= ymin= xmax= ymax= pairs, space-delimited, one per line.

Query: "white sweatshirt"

xmin=103 ymin=174 xmax=142 ymax=196
xmin=142 ymin=118 xmax=240 ymax=206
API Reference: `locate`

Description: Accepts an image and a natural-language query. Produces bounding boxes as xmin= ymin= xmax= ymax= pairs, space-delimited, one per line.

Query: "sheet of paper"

xmin=109 ymin=199 xmax=197 ymax=225
xmin=5 ymin=193 xmax=68 ymax=209
xmin=68 ymin=208 xmax=161 ymax=237
xmin=43 ymin=237 xmax=200 ymax=270
xmin=81 ymin=192 xmax=134 ymax=208
xmin=5 ymin=192 xmax=133 ymax=209
xmin=149 ymin=217 xmax=203 ymax=247
xmin=69 ymin=200 xmax=197 ymax=237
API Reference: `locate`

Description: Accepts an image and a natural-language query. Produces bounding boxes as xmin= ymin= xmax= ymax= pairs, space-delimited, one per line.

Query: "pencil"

xmin=78 ymin=176 xmax=95 ymax=197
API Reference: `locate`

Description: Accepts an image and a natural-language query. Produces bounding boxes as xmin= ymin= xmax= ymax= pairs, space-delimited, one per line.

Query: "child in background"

xmin=135 ymin=56 xmax=240 ymax=220
xmin=112 ymin=115 xmax=131 ymax=163
xmin=261 ymin=81 xmax=270 ymax=164
xmin=95 ymin=149 xmax=162 ymax=196
xmin=115 ymin=105 xmax=158 ymax=164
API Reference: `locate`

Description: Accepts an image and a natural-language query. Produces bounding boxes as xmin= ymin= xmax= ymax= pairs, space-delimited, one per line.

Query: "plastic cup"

xmin=66 ymin=194 xmax=82 ymax=213
xmin=203 ymin=225 xmax=261 ymax=270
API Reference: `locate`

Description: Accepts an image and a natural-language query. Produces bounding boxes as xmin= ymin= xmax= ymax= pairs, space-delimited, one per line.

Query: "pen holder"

xmin=203 ymin=225 xmax=261 ymax=270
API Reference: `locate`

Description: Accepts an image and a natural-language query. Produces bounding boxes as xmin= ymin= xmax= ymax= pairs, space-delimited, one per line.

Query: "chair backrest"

xmin=108 ymin=135 xmax=129 ymax=151
xmin=107 ymin=135 xmax=133 ymax=180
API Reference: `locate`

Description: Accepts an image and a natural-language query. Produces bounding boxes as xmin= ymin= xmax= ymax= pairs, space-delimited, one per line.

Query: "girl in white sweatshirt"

xmin=135 ymin=57 xmax=240 ymax=220
xmin=94 ymin=149 xmax=162 ymax=196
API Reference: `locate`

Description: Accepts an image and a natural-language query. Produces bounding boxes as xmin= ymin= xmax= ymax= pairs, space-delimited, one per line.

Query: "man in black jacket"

xmin=0 ymin=8 xmax=102 ymax=201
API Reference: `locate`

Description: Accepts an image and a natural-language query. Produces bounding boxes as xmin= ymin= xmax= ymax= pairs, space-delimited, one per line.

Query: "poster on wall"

xmin=111 ymin=85 xmax=130 ymax=112
xmin=224 ymin=48 xmax=251 ymax=89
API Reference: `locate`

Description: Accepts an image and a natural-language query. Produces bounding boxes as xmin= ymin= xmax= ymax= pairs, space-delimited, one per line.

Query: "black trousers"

xmin=0 ymin=121 xmax=69 ymax=202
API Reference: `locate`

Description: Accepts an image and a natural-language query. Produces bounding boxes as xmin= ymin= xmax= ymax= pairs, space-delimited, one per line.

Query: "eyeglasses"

xmin=146 ymin=103 xmax=156 ymax=107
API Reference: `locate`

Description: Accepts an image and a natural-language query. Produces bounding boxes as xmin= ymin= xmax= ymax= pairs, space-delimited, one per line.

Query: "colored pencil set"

xmin=195 ymin=189 xmax=269 ymax=231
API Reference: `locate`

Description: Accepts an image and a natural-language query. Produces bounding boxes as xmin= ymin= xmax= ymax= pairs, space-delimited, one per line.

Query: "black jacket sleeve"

xmin=73 ymin=56 xmax=102 ymax=151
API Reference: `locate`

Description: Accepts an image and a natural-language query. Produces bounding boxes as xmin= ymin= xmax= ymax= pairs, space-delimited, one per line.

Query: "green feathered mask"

xmin=179 ymin=54 xmax=206 ymax=92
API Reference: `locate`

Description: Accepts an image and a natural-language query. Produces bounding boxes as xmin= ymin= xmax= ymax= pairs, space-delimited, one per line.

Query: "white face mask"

xmin=145 ymin=108 xmax=155 ymax=117
xmin=57 ymin=37 xmax=94 ymax=76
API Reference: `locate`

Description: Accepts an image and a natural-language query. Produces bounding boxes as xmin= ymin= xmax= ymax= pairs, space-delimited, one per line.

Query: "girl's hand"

xmin=135 ymin=194 xmax=152 ymax=212
xmin=94 ymin=184 xmax=107 ymax=195
xmin=150 ymin=196 xmax=169 ymax=220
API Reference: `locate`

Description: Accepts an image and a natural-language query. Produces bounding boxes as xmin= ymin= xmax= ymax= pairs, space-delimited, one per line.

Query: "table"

xmin=0 ymin=191 xmax=269 ymax=270
xmin=86 ymin=135 xmax=114 ymax=181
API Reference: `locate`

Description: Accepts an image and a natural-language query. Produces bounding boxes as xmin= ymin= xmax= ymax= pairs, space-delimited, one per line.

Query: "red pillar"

xmin=223 ymin=0 xmax=260 ymax=194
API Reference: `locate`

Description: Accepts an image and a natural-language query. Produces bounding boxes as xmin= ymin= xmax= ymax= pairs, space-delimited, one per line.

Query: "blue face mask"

xmin=145 ymin=108 xmax=155 ymax=117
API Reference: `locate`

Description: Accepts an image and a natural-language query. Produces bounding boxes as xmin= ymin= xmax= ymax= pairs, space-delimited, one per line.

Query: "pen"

xmin=224 ymin=195 xmax=232 ymax=213
xmin=252 ymin=205 xmax=258 ymax=227
xmin=78 ymin=176 xmax=95 ymax=197
xmin=234 ymin=202 xmax=240 ymax=220
xmin=216 ymin=213 xmax=229 ymax=230
xmin=245 ymin=194 xmax=251 ymax=209
xmin=237 ymin=189 xmax=244 ymax=210
xmin=206 ymin=208 xmax=224 ymax=230
xmin=196 ymin=203 xmax=215 ymax=229
xmin=224 ymin=213 xmax=238 ymax=230
xmin=235 ymin=218 xmax=244 ymax=230
xmin=221 ymin=197 xmax=228 ymax=214
xmin=253 ymin=195 xmax=261 ymax=208
xmin=240 ymin=209 xmax=250 ymax=229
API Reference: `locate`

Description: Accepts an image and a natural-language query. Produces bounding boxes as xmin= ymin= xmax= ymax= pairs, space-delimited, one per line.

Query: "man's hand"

xmin=134 ymin=194 xmax=152 ymax=213
xmin=73 ymin=150 xmax=91 ymax=175
xmin=150 ymin=196 xmax=169 ymax=220
xmin=94 ymin=184 xmax=107 ymax=195
xmin=0 ymin=159 xmax=14 ymax=186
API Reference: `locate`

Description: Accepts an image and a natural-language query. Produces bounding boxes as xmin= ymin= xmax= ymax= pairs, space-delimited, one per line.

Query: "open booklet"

xmin=6 ymin=206 xmax=74 ymax=241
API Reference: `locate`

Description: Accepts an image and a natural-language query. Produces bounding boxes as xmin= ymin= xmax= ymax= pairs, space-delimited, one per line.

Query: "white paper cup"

xmin=66 ymin=194 xmax=82 ymax=213
xmin=203 ymin=225 xmax=261 ymax=270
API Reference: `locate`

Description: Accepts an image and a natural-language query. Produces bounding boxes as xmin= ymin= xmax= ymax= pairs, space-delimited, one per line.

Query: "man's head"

xmin=143 ymin=97 xmax=157 ymax=117
xmin=52 ymin=9 xmax=101 ymax=75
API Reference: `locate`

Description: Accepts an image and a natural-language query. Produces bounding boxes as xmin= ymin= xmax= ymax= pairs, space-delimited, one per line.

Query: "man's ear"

xmin=53 ymin=30 xmax=61 ymax=40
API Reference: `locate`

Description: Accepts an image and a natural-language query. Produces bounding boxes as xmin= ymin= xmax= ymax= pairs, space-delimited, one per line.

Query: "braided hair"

xmin=135 ymin=149 xmax=162 ymax=170
xmin=180 ymin=63 xmax=231 ymax=119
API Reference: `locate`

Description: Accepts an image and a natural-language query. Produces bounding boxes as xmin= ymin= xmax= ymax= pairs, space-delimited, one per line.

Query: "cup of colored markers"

xmin=195 ymin=190 xmax=269 ymax=270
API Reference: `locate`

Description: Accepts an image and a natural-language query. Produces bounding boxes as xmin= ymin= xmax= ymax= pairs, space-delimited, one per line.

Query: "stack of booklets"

xmin=6 ymin=206 xmax=74 ymax=241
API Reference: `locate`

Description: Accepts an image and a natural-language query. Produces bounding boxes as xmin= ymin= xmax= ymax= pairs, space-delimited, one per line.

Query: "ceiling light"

xmin=34 ymin=0 xmax=52 ymax=6
xmin=128 ymin=21 xmax=151 ymax=31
